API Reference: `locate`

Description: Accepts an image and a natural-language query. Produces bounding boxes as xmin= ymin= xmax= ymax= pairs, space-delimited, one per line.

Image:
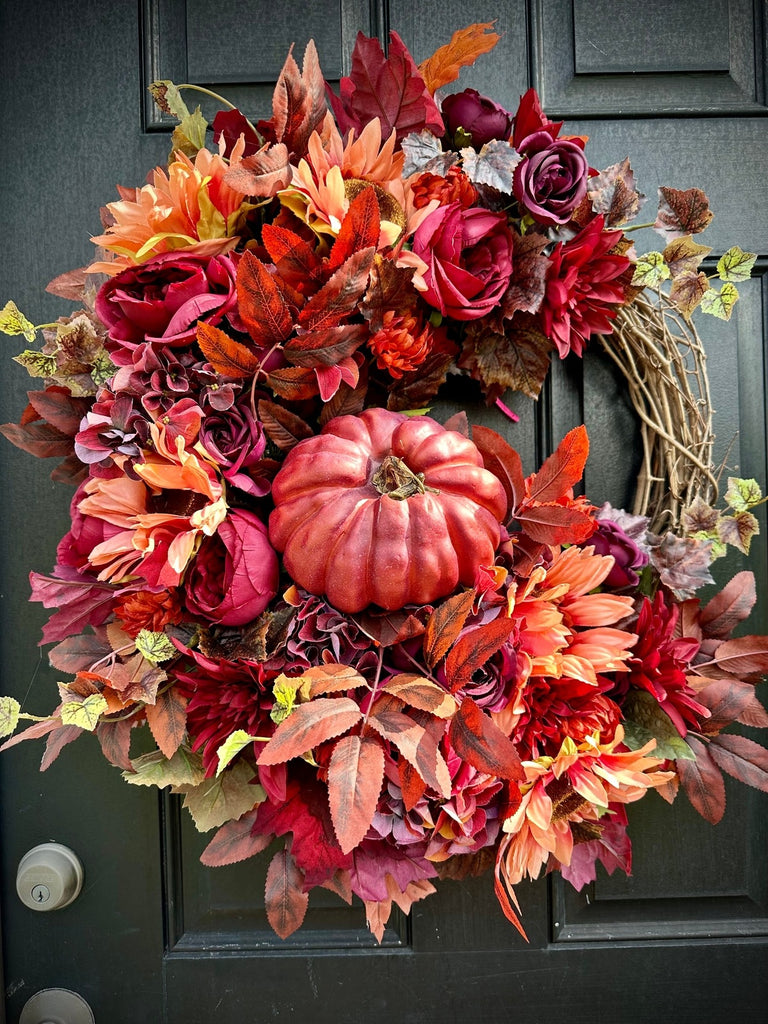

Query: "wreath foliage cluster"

xmin=1 ymin=24 xmax=766 ymax=941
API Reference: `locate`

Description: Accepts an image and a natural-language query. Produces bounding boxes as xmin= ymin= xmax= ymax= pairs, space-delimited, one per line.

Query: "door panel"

xmin=1 ymin=2 xmax=767 ymax=1022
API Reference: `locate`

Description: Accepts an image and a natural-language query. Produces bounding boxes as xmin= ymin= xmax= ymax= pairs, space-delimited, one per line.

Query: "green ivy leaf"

xmin=123 ymin=746 xmax=204 ymax=790
xmin=0 ymin=301 xmax=36 ymax=342
xmin=622 ymin=690 xmax=696 ymax=761
xmin=700 ymin=282 xmax=739 ymax=320
xmin=171 ymin=107 xmax=208 ymax=157
xmin=631 ymin=252 xmax=670 ymax=289
xmin=136 ymin=629 xmax=177 ymax=665
xmin=12 ymin=350 xmax=58 ymax=378
xmin=60 ymin=694 xmax=108 ymax=732
xmin=182 ymin=761 xmax=265 ymax=832
xmin=0 ymin=696 xmax=21 ymax=738
xmin=724 ymin=476 xmax=762 ymax=512
xmin=215 ymin=730 xmax=259 ymax=776
xmin=717 ymin=246 xmax=757 ymax=284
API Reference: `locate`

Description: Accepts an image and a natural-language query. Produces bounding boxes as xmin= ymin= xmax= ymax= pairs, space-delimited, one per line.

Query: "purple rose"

xmin=442 ymin=89 xmax=513 ymax=148
xmin=199 ymin=398 xmax=269 ymax=497
xmin=513 ymin=130 xmax=588 ymax=227
xmin=95 ymin=251 xmax=241 ymax=364
xmin=412 ymin=203 xmax=514 ymax=320
xmin=184 ymin=510 xmax=279 ymax=626
xmin=586 ymin=519 xmax=648 ymax=589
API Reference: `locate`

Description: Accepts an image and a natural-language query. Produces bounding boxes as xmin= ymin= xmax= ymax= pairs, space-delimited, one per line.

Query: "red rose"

xmin=441 ymin=88 xmax=513 ymax=148
xmin=513 ymin=130 xmax=588 ymax=227
xmin=95 ymin=251 xmax=241 ymax=365
xmin=199 ymin=398 xmax=269 ymax=497
xmin=411 ymin=203 xmax=514 ymax=321
xmin=184 ymin=510 xmax=278 ymax=626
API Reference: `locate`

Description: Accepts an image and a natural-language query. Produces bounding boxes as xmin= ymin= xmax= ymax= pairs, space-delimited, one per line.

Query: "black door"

xmin=2 ymin=2 xmax=767 ymax=1022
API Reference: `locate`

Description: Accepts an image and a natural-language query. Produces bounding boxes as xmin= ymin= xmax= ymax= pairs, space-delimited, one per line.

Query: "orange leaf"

xmin=328 ymin=733 xmax=386 ymax=854
xmin=381 ymin=674 xmax=457 ymax=718
xmin=472 ymin=425 xmax=524 ymax=516
xmin=398 ymin=757 xmax=427 ymax=811
xmin=267 ymin=364 xmax=319 ymax=401
xmin=200 ymin=808 xmax=273 ymax=866
xmin=367 ymin=705 xmax=451 ymax=798
xmin=145 ymin=687 xmax=187 ymax=760
xmin=265 ymin=846 xmax=309 ymax=939
xmin=516 ymin=503 xmax=596 ymax=546
xmin=423 ymin=590 xmax=476 ymax=669
xmin=304 ymin=663 xmax=368 ymax=697
xmin=257 ymin=697 xmax=362 ymax=766
xmin=444 ymin=615 xmax=515 ymax=691
xmin=526 ymin=424 xmax=589 ymax=503
xmin=196 ymin=321 xmax=260 ymax=378
xmin=236 ymin=249 xmax=295 ymax=346
xmin=449 ymin=697 xmax=524 ymax=782
xmin=328 ymin=188 xmax=381 ymax=270
xmin=418 ymin=22 xmax=501 ymax=94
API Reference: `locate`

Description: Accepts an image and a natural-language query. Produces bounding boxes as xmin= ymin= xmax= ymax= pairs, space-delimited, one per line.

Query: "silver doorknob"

xmin=19 ymin=988 xmax=94 ymax=1023
xmin=16 ymin=843 xmax=84 ymax=911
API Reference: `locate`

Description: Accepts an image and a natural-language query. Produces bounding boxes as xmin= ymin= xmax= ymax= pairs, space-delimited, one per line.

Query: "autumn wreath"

xmin=1 ymin=24 xmax=766 ymax=941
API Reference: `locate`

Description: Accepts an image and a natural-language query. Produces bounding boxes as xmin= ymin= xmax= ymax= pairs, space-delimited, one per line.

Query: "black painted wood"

xmin=1 ymin=1 xmax=767 ymax=1022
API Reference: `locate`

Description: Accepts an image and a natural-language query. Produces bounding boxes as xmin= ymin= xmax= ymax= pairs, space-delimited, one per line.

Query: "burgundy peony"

xmin=95 ymin=250 xmax=241 ymax=364
xmin=184 ymin=510 xmax=278 ymax=626
xmin=412 ymin=203 xmax=515 ymax=320
xmin=199 ymin=398 xmax=268 ymax=497
xmin=585 ymin=519 xmax=648 ymax=589
xmin=441 ymin=88 xmax=513 ymax=148
xmin=513 ymin=130 xmax=588 ymax=227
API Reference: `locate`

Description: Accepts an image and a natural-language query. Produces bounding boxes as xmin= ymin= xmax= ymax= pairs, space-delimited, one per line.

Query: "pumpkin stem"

xmin=372 ymin=455 xmax=439 ymax=500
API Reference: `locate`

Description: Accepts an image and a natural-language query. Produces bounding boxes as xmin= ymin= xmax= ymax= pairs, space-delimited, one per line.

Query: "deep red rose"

xmin=541 ymin=215 xmax=629 ymax=357
xmin=95 ymin=251 xmax=241 ymax=364
xmin=184 ymin=510 xmax=278 ymax=626
xmin=412 ymin=203 xmax=514 ymax=321
xmin=199 ymin=398 xmax=268 ymax=497
xmin=584 ymin=519 xmax=648 ymax=589
xmin=513 ymin=130 xmax=588 ymax=227
xmin=442 ymin=88 xmax=513 ymax=148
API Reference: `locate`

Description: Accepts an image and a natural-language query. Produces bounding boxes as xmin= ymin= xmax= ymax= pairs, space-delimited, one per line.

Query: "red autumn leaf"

xmin=381 ymin=674 xmax=457 ymax=718
xmin=41 ymin=724 xmax=82 ymax=771
xmin=654 ymin=186 xmax=714 ymax=242
xmin=328 ymin=31 xmax=444 ymax=142
xmin=145 ymin=686 xmax=187 ymax=760
xmin=0 ymin=419 xmax=72 ymax=459
xmin=257 ymin=697 xmax=362 ymax=766
xmin=471 ymin=424 xmax=525 ymax=515
xmin=261 ymin=223 xmax=325 ymax=293
xmin=353 ymin=607 xmax=428 ymax=647
xmin=314 ymin=357 xmax=360 ymax=402
xmin=444 ymin=615 xmax=515 ymax=691
xmin=200 ymin=808 xmax=273 ymax=866
xmin=697 ymin=679 xmax=760 ymax=734
xmin=328 ymin=733 xmax=386 ymax=854
xmin=738 ymin=694 xmax=768 ymax=729
xmin=516 ymin=503 xmax=596 ymax=546
xmin=257 ymin=399 xmax=314 ymax=452
xmin=398 ymin=757 xmax=427 ymax=811
xmin=265 ymin=846 xmax=309 ymax=940
xmin=283 ymin=324 xmax=369 ymax=367
xmin=699 ymin=571 xmax=756 ymax=639
xmin=95 ymin=717 xmax=134 ymax=772
xmin=271 ymin=40 xmax=327 ymax=155
xmin=328 ymin=187 xmax=381 ymax=270
xmin=49 ymin=631 xmax=112 ymax=673
xmin=493 ymin=861 xmax=527 ymax=940
xmin=211 ymin=108 xmax=261 ymax=157
xmin=418 ymin=22 xmax=501 ymax=94
xmin=526 ymin=424 xmax=589 ymax=503
xmin=297 ymin=247 xmax=375 ymax=332
xmin=223 ymin=143 xmax=292 ymax=198
xmin=196 ymin=321 xmax=260 ymax=378
xmin=267 ymin=365 xmax=319 ymax=402
xmin=27 ymin=387 xmax=90 ymax=437
xmin=449 ymin=696 xmax=525 ymax=781
xmin=302 ymin=663 xmax=368 ymax=697
xmin=712 ymin=636 xmax=768 ymax=682
xmin=677 ymin=735 xmax=726 ymax=824
xmin=443 ymin=411 xmax=469 ymax=437
xmin=500 ymin=231 xmax=550 ymax=318
xmin=320 ymin=869 xmax=353 ymax=904
xmin=237 ymin=249 xmax=296 ymax=347
xmin=423 ymin=590 xmax=476 ymax=669
xmin=708 ymin=734 xmax=768 ymax=793
xmin=367 ymin=704 xmax=451 ymax=798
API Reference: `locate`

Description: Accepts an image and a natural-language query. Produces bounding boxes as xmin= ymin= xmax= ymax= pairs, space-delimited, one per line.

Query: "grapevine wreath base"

xmin=1 ymin=23 xmax=767 ymax=942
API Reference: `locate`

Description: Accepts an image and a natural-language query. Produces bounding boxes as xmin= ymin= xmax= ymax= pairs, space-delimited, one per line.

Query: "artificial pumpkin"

xmin=268 ymin=408 xmax=508 ymax=612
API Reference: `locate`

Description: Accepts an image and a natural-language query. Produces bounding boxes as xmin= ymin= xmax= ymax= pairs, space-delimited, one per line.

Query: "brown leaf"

xmin=223 ymin=143 xmax=291 ymax=198
xmin=663 ymin=235 xmax=712 ymax=277
xmin=272 ymin=40 xmax=327 ymax=155
xmin=367 ymin=705 xmax=451 ymax=797
xmin=257 ymin=697 xmax=362 ymax=766
xmin=449 ymin=696 xmax=524 ymax=781
xmin=717 ymin=510 xmax=759 ymax=555
xmin=681 ymin=495 xmax=720 ymax=536
xmin=40 ymin=724 xmax=82 ymax=771
xmin=677 ymin=735 xmax=725 ymax=824
xmin=647 ymin=533 xmax=714 ymax=599
xmin=708 ymin=734 xmax=768 ymax=793
xmin=328 ymin=733 xmax=386 ymax=854
xmin=418 ymin=22 xmax=500 ymax=93
xmin=95 ymin=717 xmax=134 ymax=771
xmin=669 ymin=270 xmax=710 ymax=320
xmin=381 ymin=674 xmax=457 ymax=718
xmin=200 ymin=808 xmax=272 ymax=867
xmin=471 ymin=424 xmax=525 ymax=514
xmin=459 ymin=317 xmax=553 ymax=401
xmin=297 ymin=247 xmax=375 ymax=332
xmin=699 ymin=571 xmax=756 ymax=638
xmin=737 ymin=694 xmax=768 ymax=729
xmin=266 ymin=364 xmax=319 ymax=402
xmin=196 ymin=321 xmax=260 ymax=378
xmin=654 ymin=186 xmax=713 ymax=242
xmin=237 ymin=250 xmax=296 ymax=347
xmin=0 ymin=420 xmax=72 ymax=459
xmin=500 ymin=231 xmax=549 ymax=317
xmin=352 ymin=607 xmax=428 ymax=647
xmin=713 ymin=636 xmax=768 ymax=682
xmin=145 ymin=687 xmax=187 ymax=760
xmin=257 ymin=400 xmax=314 ymax=452
xmin=697 ymin=679 xmax=759 ymax=734
xmin=444 ymin=616 xmax=515 ymax=691
xmin=361 ymin=256 xmax=418 ymax=332
xmin=303 ymin=663 xmax=368 ymax=697
xmin=283 ymin=324 xmax=368 ymax=367
xmin=265 ymin=846 xmax=309 ymax=939
xmin=318 ymin=372 xmax=368 ymax=425
xmin=386 ymin=347 xmax=456 ymax=410
xmin=587 ymin=158 xmax=645 ymax=227
xmin=423 ymin=590 xmax=476 ymax=669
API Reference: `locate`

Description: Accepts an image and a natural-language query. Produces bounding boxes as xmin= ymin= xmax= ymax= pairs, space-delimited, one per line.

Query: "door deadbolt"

xmin=19 ymin=987 xmax=95 ymax=1023
xmin=16 ymin=843 xmax=84 ymax=911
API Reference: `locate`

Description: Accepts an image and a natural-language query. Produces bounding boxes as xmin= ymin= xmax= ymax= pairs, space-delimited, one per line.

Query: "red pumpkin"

xmin=268 ymin=408 xmax=507 ymax=612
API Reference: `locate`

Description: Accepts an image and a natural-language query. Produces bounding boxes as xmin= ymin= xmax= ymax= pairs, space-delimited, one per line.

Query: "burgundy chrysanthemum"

xmin=541 ymin=215 xmax=629 ymax=358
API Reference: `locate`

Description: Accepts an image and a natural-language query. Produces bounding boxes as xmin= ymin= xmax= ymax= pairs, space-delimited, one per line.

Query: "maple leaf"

xmin=328 ymin=733 xmax=386 ymax=854
xmin=587 ymin=158 xmax=646 ymax=227
xmin=669 ymin=270 xmax=710 ymax=319
xmin=459 ymin=317 xmax=553 ymax=401
xmin=200 ymin=808 xmax=273 ymax=867
xmin=500 ymin=231 xmax=549 ymax=318
xmin=327 ymin=31 xmax=444 ymax=143
xmin=401 ymin=131 xmax=455 ymax=177
xmin=265 ymin=846 xmax=310 ymax=939
xmin=718 ymin=510 xmax=759 ymax=555
xmin=418 ymin=22 xmax=500 ymax=93
xmin=663 ymin=235 xmax=712 ymax=277
xmin=460 ymin=141 xmax=521 ymax=194
xmin=654 ymin=186 xmax=713 ymax=241
xmin=647 ymin=533 xmax=714 ymax=598
xmin=223 ymin=143 xmax=292 ymax=198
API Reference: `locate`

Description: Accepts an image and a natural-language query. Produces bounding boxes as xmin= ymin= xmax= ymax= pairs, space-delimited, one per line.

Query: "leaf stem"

xmin=362 ymin=648 xmax=385 ymax=728
xmin=624 ymin=221 xmax=656 ymax=232
xmin=176 ymin=85 xmax=261 ymax=141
